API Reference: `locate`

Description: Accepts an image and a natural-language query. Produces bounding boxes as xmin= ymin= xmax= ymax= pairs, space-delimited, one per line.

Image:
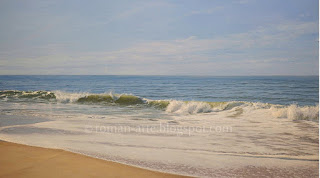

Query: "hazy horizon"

xmin=0 ymin=74 xmax=319 ymax=77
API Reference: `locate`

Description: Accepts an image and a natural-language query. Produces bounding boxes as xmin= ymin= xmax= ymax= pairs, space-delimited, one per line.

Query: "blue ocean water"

xmin=0 ymin=75 xmax=318 ymax=106
xmin=0 ymin=75 xmax=319 ymax=177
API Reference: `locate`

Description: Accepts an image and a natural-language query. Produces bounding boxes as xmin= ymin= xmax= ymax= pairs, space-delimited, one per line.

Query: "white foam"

xmin=271 ymin=104 xmax=319 ymax=121
xmin=0 ymin=99 xmax=318 ymax=177
xmin=108 ymin=91 xmax=120 ymax=100
xmin=166 ymin=100 xmax=212 ymax=114
xmin=53 ymin=90 xmax=89 ymax=103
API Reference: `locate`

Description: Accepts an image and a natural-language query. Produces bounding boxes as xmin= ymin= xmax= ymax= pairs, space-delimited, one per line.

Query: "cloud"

xmin=99 ymin=1 xmax=173 ymax=26
xmin=0 ymin=20 xmax=318 ymax=75
xmin=189 ymin=6 xmax=224 ymax=15
xmin=94 ymin=20 xmax=317 ymax=61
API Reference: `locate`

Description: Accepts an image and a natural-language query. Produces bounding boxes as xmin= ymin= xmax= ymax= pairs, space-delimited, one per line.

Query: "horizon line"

xmin=0 ymin=74 xmax=318 ymax=77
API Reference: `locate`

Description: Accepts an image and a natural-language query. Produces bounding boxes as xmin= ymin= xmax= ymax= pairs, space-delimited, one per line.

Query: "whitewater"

xmin=0 ymin=90 xmax=318 ymax=121
xmin=0 ymin=76 xmax=318 ymax=177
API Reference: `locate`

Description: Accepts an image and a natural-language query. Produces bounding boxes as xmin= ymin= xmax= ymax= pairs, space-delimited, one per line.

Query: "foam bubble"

xmin=0 ymin=90 xmax=318 ymax=121
xmin=271 ymin=104 xmax=319 ymax=121
xmin=166 ymin=100 xmax=212 ymax=114
xmin=53 ymin=91 xmax=89 ymax=103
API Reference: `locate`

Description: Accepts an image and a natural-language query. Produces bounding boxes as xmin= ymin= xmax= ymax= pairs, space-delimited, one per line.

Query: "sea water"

xmin=0 ymin=75 xmax=318 ymax=177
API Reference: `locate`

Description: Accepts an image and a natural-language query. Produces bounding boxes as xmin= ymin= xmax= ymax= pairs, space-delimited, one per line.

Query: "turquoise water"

xmin=0 ymin=75 xmax=318 ymax=106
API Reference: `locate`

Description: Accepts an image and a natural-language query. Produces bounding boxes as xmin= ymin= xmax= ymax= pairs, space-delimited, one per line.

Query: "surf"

xmin=0 ymin=90 xmax=318 ymax=121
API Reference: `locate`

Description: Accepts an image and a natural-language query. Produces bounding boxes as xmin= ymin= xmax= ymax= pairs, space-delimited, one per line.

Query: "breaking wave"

xmin=0 ymin=90 xmax=318 ymax=121
xmin=271 ymin=104 xmax=319 ymax=121
xmin=0 ymin=90 xmax=144 ymax=105
xmin=166 ymin=100 xmax=212 ymax=114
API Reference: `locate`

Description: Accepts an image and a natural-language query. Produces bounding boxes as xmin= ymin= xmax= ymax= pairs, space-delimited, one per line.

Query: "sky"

xmin=0 ymin=0 xmax=318 ymax=75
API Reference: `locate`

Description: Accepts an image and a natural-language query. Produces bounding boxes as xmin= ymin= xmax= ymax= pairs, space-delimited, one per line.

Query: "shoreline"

xmin=0 ymin=140 xmax=318 ymax=177
xmin=0 ymin=140 xmax=187 ymax=178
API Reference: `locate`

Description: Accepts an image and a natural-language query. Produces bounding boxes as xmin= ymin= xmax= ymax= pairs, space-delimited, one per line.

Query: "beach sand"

xmin=0 ymin=140 xmax=318 ymax=177
xmin=0 ymin=141 xmax=186 ymax=178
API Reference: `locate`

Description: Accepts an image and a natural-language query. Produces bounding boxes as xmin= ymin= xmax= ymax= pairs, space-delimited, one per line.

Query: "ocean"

xmin=0 ymin=75 xmax=319 ymax=177
xmin=0 ymin=75 xmax=318 ymax=105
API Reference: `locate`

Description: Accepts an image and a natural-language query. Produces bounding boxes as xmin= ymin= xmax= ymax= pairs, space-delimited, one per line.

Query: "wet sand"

xmin=0 ymin=141 xmax=186 ymax=178
xmin=0 ymin=140 xmax=318 ymax=177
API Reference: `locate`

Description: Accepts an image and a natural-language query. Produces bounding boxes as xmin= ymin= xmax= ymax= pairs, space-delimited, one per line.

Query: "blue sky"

xmin=0 ymin=0 xmax=318 ymax=75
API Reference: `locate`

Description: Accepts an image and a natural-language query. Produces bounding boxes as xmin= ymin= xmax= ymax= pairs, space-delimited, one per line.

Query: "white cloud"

xmin=100 ymin=1 xmax=174 ymax=25
xmin=190 ymin=6 xmax=224 ymax=15
xmin=90 ymin=20 xmax=317 ymax=61
xmin=0 ymin=20 xmax=318 ymax=75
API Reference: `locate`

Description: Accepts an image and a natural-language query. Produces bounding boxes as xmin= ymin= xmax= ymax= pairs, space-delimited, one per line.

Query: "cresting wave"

xmin=0 ymin=90 xmax=144 ymax=104
xmin=0 ymin=90 xmax=318 ymax=121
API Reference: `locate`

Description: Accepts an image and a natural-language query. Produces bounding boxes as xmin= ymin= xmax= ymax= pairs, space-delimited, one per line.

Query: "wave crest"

xmin=78 ymin=94 xmax=144 ymax=105
xmin=271 ymin=104 xmax=319 ymax=121
xmin=0 ymin=90 xmax=144 ymax=105
xmin=166 ymin=101 xmax=213 ymax=114
xmin=0 ymin=90 xmax=318 ymax=121
xmin=0 ymin=90 xmax=55 ymax=99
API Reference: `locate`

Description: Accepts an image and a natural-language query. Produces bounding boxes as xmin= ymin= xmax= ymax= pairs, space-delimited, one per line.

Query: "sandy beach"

xmin=0 ymin=141 xmax=186 ymax=178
